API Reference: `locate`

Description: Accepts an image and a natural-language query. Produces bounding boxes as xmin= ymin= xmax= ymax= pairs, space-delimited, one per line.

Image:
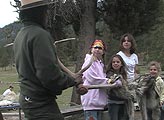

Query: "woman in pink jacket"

xmin=81 ymin=39 xmax=108 ymax=120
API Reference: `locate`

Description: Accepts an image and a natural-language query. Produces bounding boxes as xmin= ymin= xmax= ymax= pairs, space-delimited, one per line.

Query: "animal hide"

xmin=107 ymin=73 xmax=135 ymax=120
xmin=136 ymin=75 xmax=160 ymax=120
xmin=107 ymin=74 xmax=133 ymax=100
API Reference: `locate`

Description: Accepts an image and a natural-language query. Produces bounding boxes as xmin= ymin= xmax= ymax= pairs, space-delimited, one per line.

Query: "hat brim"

xmin=20 ymin=0 xmax=56 ymax=10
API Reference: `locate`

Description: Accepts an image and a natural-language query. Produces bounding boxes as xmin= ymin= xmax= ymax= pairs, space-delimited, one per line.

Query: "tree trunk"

xmin=71 ymin=0 xmax=97 ymax=105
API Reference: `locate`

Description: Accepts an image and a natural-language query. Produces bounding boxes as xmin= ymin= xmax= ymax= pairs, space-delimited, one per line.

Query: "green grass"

xmin=0 ymin=67 xmax=19 ymax=94
xmin=56 ymin=87 xmax=73 ymax=108
xmin=0 ymin=67 xmax=73 ymax=109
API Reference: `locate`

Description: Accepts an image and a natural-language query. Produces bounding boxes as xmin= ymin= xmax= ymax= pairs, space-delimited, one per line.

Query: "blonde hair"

xmin=148 ymin=61 xmax=161 ymax=73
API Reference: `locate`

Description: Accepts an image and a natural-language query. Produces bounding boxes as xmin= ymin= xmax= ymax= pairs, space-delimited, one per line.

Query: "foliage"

xmin=101 ymin=0 xmax=161 ymax=37
xmin=136 ymin=23 xmax=164 ymax=69
xmin=47 ymin=0 xmax=81 ymax=40
xmin=0 ymin=22 xmax=22 ymax=68
xmin=0 ymin=47 xmax=10 ymax=69
xmin=95 ymin=20 xmax=119 ymax=62
xmin=136 ymin=0 xmax=164 ymax=70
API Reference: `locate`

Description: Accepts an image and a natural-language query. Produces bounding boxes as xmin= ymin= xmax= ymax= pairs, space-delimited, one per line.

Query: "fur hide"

xmin=107 ymin=73 xmax=135 ymax=120
xmin=136 ymin=76 xmax=160 ymax=120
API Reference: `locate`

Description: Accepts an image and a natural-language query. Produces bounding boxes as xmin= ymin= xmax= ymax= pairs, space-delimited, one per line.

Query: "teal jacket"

xmin=14 ymin=22 xmax=75 ymax=100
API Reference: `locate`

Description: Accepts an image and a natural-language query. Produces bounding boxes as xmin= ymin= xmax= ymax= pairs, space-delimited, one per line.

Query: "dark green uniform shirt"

xmin=14 ymin=22 xmax=75 ymax=101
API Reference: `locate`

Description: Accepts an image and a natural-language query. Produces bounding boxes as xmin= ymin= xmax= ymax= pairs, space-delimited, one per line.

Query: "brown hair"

xmin=119 ymin=33 xmax=137 ymax=54
xmin=106 ymin=54 xmax=127 ymax=80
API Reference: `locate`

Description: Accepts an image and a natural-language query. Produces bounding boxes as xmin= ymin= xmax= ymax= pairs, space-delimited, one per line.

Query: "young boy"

xmin=136 ymin=61 xmax=164 ymax=120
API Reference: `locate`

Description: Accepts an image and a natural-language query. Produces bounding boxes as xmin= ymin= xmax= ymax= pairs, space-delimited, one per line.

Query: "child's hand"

xmin=91 ymin=54 xmax=97 ymax=61
xmin=107 ymin=79 xmax=112 ymax=84
xmin=114 ymin=80 xmax=122 ymax=87
xmin=160 ymin=101 xmax=164 ymax=106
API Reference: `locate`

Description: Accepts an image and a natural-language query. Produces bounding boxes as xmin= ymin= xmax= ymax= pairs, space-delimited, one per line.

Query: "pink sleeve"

xmin=82 ymin=54 xmax=108 ymax=85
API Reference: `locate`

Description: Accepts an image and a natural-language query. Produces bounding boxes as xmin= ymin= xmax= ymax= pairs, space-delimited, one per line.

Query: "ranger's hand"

xmin=73 ymin=72 xmax=88 ymax=95
xmin=76 ymin=84 xmax=88 ymax=95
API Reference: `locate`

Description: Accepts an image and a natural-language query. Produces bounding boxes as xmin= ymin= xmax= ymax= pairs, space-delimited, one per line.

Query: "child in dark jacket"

xmin=106 ymin=54 xmax=134 ymax=120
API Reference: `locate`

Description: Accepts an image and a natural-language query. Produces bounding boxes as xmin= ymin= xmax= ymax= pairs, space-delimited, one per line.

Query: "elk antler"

xmin=77 ymin=54 xmax=95 ymax=74
xmin=4 ymin=43 xmax=14 ymax=47
xmin=57 ymin=54 xmax=95 ymax=78
xmin=57 ymin=56 xmax=75 ymax=78
xmin=85 ymin=84 xmax=114 ymax=89
xmin=54 ymin=38 xmax=76 ymax=44
xmin=54 ymin=38 xmax=94 ymax=78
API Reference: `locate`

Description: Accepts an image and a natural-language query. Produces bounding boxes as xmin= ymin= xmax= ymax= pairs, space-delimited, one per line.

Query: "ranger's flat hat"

xmin=20 ymin=0 xmax=55 ymax=10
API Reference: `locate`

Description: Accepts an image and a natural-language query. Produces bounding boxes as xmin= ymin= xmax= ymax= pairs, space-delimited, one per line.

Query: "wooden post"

xmin=0 ymin=112 xmax=4 ymax=120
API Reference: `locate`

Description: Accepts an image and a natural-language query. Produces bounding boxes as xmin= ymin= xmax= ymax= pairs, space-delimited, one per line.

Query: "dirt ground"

xmin=3 ymin=116 xmax=20 ymax=120
xmin=134 ymin=111 xmax=142 ymax=120
xmin=2 ymin=111 xmax=142 ymax=120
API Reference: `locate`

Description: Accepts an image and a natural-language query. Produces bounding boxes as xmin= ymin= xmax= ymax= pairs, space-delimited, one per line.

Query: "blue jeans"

xmin=160 ymin=108 xmax=164 ymax=120
xmin=108 ymin=103 xmax=127 ymax=120
xmin=84 ymin=110 xmax=103 ymax=120
xmin=147 ymin=108 xmax=160 ymax=120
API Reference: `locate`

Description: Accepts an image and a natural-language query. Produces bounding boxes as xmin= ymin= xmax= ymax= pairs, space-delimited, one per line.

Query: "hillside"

xmin=0 ymin=22 xmax=22 ymax=47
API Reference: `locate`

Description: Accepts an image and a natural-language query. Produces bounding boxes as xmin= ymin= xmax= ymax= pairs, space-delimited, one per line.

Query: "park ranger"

xmin=13 ymin=0 xmax=88 ymax=120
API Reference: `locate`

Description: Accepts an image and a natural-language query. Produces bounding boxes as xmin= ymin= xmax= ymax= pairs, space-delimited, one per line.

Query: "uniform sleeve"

xmin=32 ymin=32 xmax=75 ymax=95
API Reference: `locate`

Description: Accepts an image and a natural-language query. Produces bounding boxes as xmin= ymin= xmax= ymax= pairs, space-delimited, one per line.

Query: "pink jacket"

xmin=81 ymin=54 xmax=108 ymax=110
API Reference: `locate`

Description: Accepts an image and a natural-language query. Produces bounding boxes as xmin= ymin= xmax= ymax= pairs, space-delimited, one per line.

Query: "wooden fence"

xmin=2 ymin=106 xmax=109 ymax=120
